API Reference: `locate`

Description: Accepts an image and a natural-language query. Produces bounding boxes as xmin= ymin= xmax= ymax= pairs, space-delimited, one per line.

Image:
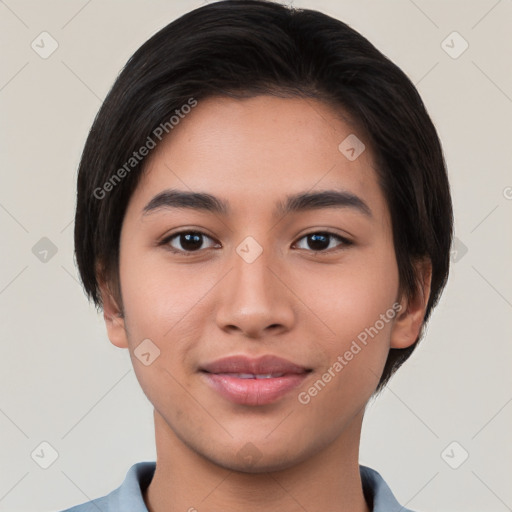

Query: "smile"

xmin=199 ymin=354 xmax=312 ymax=406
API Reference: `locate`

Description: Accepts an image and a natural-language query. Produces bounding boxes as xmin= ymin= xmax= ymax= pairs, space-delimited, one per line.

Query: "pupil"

xmin=308 ymin=233 xmax=329 ymax=250
xmin=181 ymin=232 xmax=202 ymax=251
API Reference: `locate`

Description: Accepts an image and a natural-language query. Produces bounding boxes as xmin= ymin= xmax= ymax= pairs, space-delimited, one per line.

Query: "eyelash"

xmin=159 ymin=230 xmax=353 ymax=256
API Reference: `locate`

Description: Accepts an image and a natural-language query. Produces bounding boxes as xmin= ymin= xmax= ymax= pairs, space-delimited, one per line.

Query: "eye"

xmin=160 ymin=230 xmax=351 ymax=255
xmin=162 ymin=231 xmax=219 ymax=254
xmin=294 ymin=231 xmax=352 ymax=252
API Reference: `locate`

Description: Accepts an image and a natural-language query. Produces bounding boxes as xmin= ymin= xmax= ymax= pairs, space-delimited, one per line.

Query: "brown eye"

xmin=294 ymin=232 xmax=351 ymax=252
xmin=164 ymin=231 xmax=218 ymax=253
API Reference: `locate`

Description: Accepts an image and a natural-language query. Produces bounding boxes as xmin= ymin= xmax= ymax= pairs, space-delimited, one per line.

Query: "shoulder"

xmin=359 ymin=465 xmax=417 ymax=512
xmin=56 ymin=494 xmax=110 ymax=512
xmin=56 ymin=461 xmax=156 ymax=512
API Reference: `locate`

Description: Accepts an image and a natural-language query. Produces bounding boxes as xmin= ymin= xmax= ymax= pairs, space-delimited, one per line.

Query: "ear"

xmin=98 ymin=278 xmax=129 ymax=349
xmin=390 ymin=258 xmax=432 ymax=349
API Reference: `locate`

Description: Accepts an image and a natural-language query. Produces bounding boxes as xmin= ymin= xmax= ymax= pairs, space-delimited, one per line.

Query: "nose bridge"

xmin=233 ymin=239 xmax=273 ymax=299
xmin=215 ymin=235 xmax=294 ymax=337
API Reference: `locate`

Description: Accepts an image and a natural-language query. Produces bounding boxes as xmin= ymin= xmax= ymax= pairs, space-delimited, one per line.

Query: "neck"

xmin=143 ymin=410 xmax=371 ymax=512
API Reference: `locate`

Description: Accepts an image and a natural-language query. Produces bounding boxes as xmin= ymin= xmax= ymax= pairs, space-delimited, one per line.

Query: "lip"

xmin=200 ymin=355 xmax=311 ymax=406
xmin=201 ymin=355 xmax=309 ymax=375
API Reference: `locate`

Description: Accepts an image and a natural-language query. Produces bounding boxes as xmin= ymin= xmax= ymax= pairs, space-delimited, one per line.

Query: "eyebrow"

xmin=142 ymin=188 xmax=372 ymax=218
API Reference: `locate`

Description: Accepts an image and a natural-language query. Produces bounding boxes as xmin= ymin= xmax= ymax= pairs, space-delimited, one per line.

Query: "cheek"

xmin=118 ymin=255 xmax=208 ymax=412
xmin=296 ymin=248 xmax=400 ymax=409
xmin=118 ymin=245 xmax=217 ymax=384
xmin=301 ymin=250 xmax=399 ymax=342
xmin=120 ymin=243 xmax=206 ymax=334
xmin=296 ymin=261 xmax=400 ymax=427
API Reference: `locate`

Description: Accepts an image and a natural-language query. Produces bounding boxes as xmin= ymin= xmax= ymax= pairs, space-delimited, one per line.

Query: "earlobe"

xmin=390 ymin=259 xmax=432 ymax=349
xmin=98 ymin=279 xmax=129 ymax=349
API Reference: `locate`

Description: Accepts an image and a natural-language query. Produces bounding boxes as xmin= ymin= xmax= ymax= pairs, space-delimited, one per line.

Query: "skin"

xmin=99 ymin=96 xmax=431 ymax=512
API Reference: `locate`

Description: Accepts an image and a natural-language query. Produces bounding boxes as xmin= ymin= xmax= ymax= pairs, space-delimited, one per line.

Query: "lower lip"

xmin=201 ymin=372 xmax=309 ymax=406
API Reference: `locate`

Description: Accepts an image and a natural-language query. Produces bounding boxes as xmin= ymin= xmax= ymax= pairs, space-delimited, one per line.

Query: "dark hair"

xmin=74 ymin=0 xmax=453 ymax=394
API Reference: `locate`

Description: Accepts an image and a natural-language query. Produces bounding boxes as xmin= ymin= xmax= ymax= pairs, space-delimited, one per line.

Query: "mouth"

xmin=200 ymin=355 xmax=312 ymax=406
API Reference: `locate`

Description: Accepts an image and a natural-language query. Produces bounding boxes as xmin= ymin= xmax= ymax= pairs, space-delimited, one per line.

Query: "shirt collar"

xmin=106 ymin=461 xmax=414 ymax=512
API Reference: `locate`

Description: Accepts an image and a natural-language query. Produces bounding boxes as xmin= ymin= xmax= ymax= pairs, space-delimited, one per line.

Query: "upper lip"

xmin=200 ymin=355 xmax=310 ymax=375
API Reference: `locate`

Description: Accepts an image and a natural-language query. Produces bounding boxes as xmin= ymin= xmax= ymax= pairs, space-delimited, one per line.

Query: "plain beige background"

xmin=1 ymin=1 xmax=511 ymax=511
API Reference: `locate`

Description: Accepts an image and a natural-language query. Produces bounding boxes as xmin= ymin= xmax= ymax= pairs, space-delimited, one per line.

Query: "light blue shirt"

xmin=58 ymin=461 xmax=415 ymax=512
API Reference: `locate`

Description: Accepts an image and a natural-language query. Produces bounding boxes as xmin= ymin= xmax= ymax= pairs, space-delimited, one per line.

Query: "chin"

xmin=202 ymin=440 xmax=313 ymax=475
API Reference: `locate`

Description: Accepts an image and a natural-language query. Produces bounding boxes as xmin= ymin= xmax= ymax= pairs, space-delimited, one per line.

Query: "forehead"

xmin=127 ymin=95 xmax=388 ymax=223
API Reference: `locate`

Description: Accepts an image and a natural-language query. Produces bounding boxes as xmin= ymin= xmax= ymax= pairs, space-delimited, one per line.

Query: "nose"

xmin=215 ymin=241 xmax=295 ymax=339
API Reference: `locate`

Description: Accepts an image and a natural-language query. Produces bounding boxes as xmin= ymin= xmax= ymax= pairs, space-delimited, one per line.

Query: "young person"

xmin=62 ymin=1 xmax=453 ymax=510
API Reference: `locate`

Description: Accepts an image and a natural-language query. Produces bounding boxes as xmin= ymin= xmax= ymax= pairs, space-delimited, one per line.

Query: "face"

xmin=103 ymin=95 xmax=420 ymax=473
